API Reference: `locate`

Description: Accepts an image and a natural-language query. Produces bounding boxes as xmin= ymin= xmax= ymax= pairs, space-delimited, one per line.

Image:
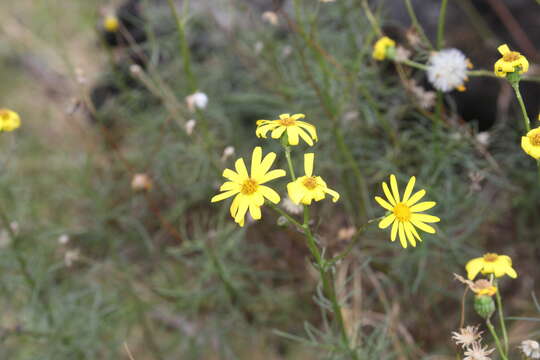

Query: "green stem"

xmin=511 ymin=82 xmax=531 ymax=132
xmin=267 ymin=202 xmax=303 ymax=228
xmin=283 ymin=144 xmax=296 ymax=181
xmin=302 ymin=206 xmax=358 ymax=359
xmin=399 ymin=59 xmax=428 ymax=71
xmin=166 ymin=0 xmax=197 ymax=93
xmin=494 ymin=282 xmax=509 ymax=355
xmin=436 ymin=0 xmax=448 ymax=49
xmin=486 ymin=318 xmax=509 ymax=360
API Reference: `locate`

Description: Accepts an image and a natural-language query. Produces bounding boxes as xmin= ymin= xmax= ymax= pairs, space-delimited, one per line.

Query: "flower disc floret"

xmin=256 ymin=113 xmax=318 ymax=146
xmin=521 ymin=127 xmax=540 ymax=159
xmin=211 ymin=147 xmax=286 ymax=227
xmin=426 ymin=49 xmax=471 ymax=92
xmin=494 ymin=44 xmax=529 ymax=78
xmin=465 ymin=253 xmax=517 ymax=280
xmin=375 ymin=175 xmax=440 ymax=248
xmin=287 ymin=153 xmax=339 ymax=205
xmin=0 ymin=109 xmax=21 ymax=132
xmin=372 ymin=36 xmax=396 ymax=61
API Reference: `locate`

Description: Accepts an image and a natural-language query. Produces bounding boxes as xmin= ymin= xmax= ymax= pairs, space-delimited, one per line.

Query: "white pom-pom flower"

xmin=426 ymin=48 xmax=471 ymax=92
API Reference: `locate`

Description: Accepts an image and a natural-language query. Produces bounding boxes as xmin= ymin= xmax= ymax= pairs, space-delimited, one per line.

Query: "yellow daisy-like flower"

xmin=521 ymin=126 xmax=540 ymax=159
xmin=211 ymin=147 xmax=286 ymax=227
xmin=256 ymin=113 xmax=318 ymax=146
xmin=372 ymin=36 xmax=396 ymax=61
xmin=466 ymin=253 xmax=517 ymax=280
xmin=287 ymin=153 xmax=339 ymax=205
xmin=103 ymin=14 xmax=120 ymax=32
xmin=494 ymin=44 xmax=529 ymax=78
xmin=0 ymin=109 xmax=21 ymax=132
xmin=375 ymin=175 xmax=440 ymax=248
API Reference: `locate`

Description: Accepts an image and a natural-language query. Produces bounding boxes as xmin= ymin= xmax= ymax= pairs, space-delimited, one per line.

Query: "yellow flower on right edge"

xmin=256 ymin=113 xmax=318 ymax=146
xmin=0 ymin=109 xmax=21 ymax=132
xmin=521 ymin=126 xmax=540 ymax=159
xmin=466 ymin=253 xmax=517 ymax=280
xmin=494 ymin=44 xmax=529 ymax=78
xmin=375 ymin=175 xmax=440 ymax=248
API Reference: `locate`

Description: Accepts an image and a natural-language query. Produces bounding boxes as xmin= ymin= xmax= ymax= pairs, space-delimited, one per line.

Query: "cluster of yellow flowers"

xmin=0 ymin=109 xmax=21 ymax=132
xmin=211 ymin=113 xmax=339 ymax=227
xmin=211 ymin=113 xmax=441 ymax=249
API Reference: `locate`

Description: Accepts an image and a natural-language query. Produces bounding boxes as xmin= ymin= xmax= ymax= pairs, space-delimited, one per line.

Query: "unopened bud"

xmin=474 ymin=295 xmax=495 ymax=319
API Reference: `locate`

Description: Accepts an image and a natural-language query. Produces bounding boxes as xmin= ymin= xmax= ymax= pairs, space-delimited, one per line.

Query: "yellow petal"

xmin=279 ymin=113 xmax=290 ymax=120
xmin=296 ymin=121 xmax=318 ymax=141
xmin=398 ymin=222 xmax=407 ymax=248
xmin=465 ymin=257 xmax=484 ymax=280
xmin=259 ymin=185 xmax=281 ymax=204
xmin=230 ymin=194 xmax=240 ymax=218
xmin=378 ymin=214 xmax=395 ymax=229
xmin=291 ymin=113 xmax=305 ymax=120
xmin=506 ymin=266 xmax=518 ymax=278
xmin=410 ymin=201 xmax=437 ymax=213
xmin=405 ymin=222 xmax=422 ymax=241
xmin=390 ymin=220 xmax=398 ymax=242
xmin=404 ymin=223 xmax=416 ymax=247
xmin=304 ymin=153 xmax=314 ymax=177
xmin=382 ymin=182 xmax=396 ymax=205
xmin=402 ymin=176 xmax=416 ymax=203
xmin=271 ymin=125 xmax=287 ymax=139
xmin=390 ymin=174 xmax=401 ymax=203
xmin=375 ymin=196 xmax=394 ymax=211
xmin=411 ymin=213 xmax=440 ymax=223
xmin=235 ymin=158 xmax=249 ymax=178
xmin=222 ymin=168 xmax=242 ymax=183
xmin=259 ymin=169 xmax=286 ymax=184
xmin=287 ymin=181 xmax=305 ymax=204
xmin=219 ymin=182 xmax=239 ymax=191
xmin=497 ymin=44 xmax=510 ymax=55
xmin=234 ymin=199 xmax=249 ymax=224
xmin=324 ymin=187 xmax=340 ymax=202
xmin=251 ymin=147 xmax=262 ymax=178
xmin=287 ymin=126 xmax=299 ymax=145
xmin=405 ymin=189 xmax=426 ymax=206
xmin=409 ymin=219 xmax=436 ymax=234
xmin=297 ymin=127 xmax=314 ymax=146
xmin=259 ymin=151 xmax=278 ymax=176
xmin=211 ymin=189 xmax=239 ymax=202
xmin=249 ymin=203 xmax=262 ymax=220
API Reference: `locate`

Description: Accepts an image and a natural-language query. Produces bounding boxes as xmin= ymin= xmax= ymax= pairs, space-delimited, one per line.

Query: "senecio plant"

xmin=212 ymin=113 xmax=440 ymax=357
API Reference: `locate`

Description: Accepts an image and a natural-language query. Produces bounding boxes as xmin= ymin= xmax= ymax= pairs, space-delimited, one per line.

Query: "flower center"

xmin=502 ymin=51 xmax=520 ymax=62
xmin=302 ymin=176 xmax=318 ymax=190
xmin=240 ymin=179 xmax=258 ymax=195
xmin=279 ymin=117 xmax=296 ymax=126
xmin=530 ymin=133 xmax=540 ymax=146
xmin=393 ymin=202 xmax=411 ymax=221
xmin=483 ymin=253 xmax=498 ymax=262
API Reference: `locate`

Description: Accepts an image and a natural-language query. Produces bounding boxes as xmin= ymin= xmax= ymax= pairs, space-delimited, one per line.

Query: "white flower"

xmin=64 ymin=249 xmax=80 ymax=267
xmin=254 ymin=41 xmax=264 ymax=55
xmin=463 ymin=342 xmax=494 ymax=360
xmin=185 ymin=119 xmax=196 ymax=135
xmin=476 ymin=132 xmax=490 ymax=146
xmin=58 ymin=234 xmax=70 ymax=245
xmin=426 ymin=48 xmax=470 ymax=92
xmin=186 ymin=92 xmax=208 ymax=111
xmin=281 ymin=197 xmax=302 ymax=215
xmin=131 ymin=173 xmax=153 ymax=192
xmin=452 ymin=325 xmax=482 ymax=349
xmin=520 ymin=340 xmax=540 ymax=359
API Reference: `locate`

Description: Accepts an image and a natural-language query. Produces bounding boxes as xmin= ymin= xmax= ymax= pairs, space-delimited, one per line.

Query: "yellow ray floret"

xmin=372 ymin=36 xmax=395 ymax=61
xmin=0 ymin=109 xmax=21 ymax=132
xmin=466 ymin=253 xmax=517 ymax=280
xmin=256 ymin=113 xmax=318 ymax=146
xmin=211 ymin=147 xmax=286 ymax=226
xmin=494 ymin=44 xmax=529 ymax=78
xmin=521 ymin=126 xmax=540 ymax=159
xmin=104 ymin=15 xmax=120 ymax=32
xmin=287 ymin=153 xmax=339 ymax=205
xmin=375 ymin=175 xmax=440 ymax=248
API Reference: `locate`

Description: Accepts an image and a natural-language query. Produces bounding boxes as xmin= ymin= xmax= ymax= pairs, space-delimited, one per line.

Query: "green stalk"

xmin=302 ymin=206 xmax=358 ymax=359
xmin=511 ymin=82 xmax=531 ymax=132
xmin=436 ymin=0 xmax=448 ymax=50
xmin=399 ymin=59 xmax=428 ymax=71
xmin=494 ymin=282 xmax=509 ymax=355
xmin=486 ymin=318 xmax=509 ymax=360
xmin=166 ymin=0 xmax=197 ymax=92
xmin=283 ymin=143 xmax=297 ymax=181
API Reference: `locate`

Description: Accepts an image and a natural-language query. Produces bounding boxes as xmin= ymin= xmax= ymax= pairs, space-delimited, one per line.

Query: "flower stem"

xmin=511 ymin=82 xmax=530 ymax=132
xmin=494 ymin=282 xmax=509 ymax=356
xmin=436 ymin=0 xmax=448 ymax=50
xmin=283 ymin=144 xmax=296 ymax=181
xmin=267 ymin=202 xmax=303 ymax=228
xmin=486 ymin=318 xmax=509 ymax=360
xmin=302 ymin=206 xmax=358 ymax=359
xmin=399 ymin=59 xmax=428 ymax=71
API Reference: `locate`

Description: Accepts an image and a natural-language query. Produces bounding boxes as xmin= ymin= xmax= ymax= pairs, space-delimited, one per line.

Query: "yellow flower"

xmin=375 ymin=175 xmax=440 ymax=248
xmin=521 ymin=126 xmax=540 ymax=159
xmin=466 ymin=253 xmax=517 ymax=280
xmin=372 ymin=36 xmax=396 ymax=61
xmin=256 ymin=113 xmax=317 ymax=146
xmin=494 ymin=44 xmax=529 ymax=78
xmin=103 ymin=14 xmax=120 ymax=33
xmin=211 ymin=147 xmax=286 ymax=227
xmin=287 ymin=153 xmax=339 ymax=205
xmin=0 ymin=109 xmax=21 ymax=132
